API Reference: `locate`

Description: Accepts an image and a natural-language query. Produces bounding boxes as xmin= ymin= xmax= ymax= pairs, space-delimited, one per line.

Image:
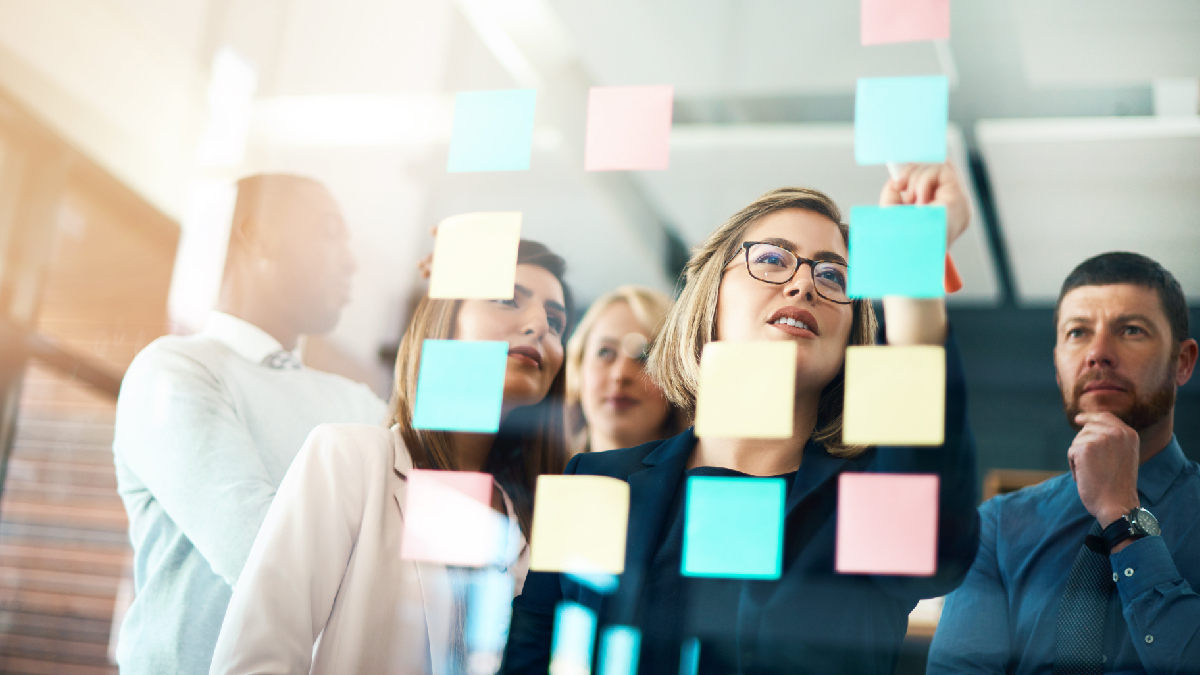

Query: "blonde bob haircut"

xmin=564 ymin=285 xmax=688 ymax=454
xmin=647 ymin=187 xmax=879 ymax=459
xmin=387 ymin=240 xmax=574 ymax=536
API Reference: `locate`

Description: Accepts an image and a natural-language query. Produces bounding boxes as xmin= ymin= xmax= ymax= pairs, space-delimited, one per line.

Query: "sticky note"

xmin=566 ymin=570 xmax=619 ymax=595
xmin=530 ymin=475 xmax=630 ymax=574
xmin=682 ymin=477 xmax=784 ymax=579
xmin=855 ymin=76 xmax=948 ymax=165
xmin=584 ymin=85 xmax=674 ymax=171
xmin=842 ymin=345 xmax=945 ymax=445
xmin=466 ymin=569 xmax=515 ymax=654
xmin=551 ymin=602 xmax=597 ymax=675
xmin=413 ymin=340 xmax=508 ymax=433
xmin=679 ymin=637 xmax=701 ymax=675
xmin=848 ymin=205 xmax=946 ymax=298
xmin=447 ymin=89 xmax=537 ymax=172
xmin=836 ymin=473 xmax=939 ymax=575
xmin=598 ymin=626 xmax=641 ymax=675
xmin=428 ymin=212 xmax=522 ymax=299
xmin=695 ymin=341 xmax=796 ymax=439
xmin=861 ymin=0 xmax=950 ymax=46
xmin=400 ymin=469 xmax=506 ymax=566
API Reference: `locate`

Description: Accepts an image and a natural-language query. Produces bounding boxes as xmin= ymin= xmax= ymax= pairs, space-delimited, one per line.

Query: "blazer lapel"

xmin=608 ymin=430 xmax=694 ymax=624
xmin=785 ymin=440 xmax=850 ymax=518
xmin=391 ymin=427 xmax=454 ymax=675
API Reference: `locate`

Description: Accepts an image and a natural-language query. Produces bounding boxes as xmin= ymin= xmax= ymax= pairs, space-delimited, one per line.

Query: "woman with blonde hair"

xmin=211 ymin=240 xmax=573 ymax=675
xmin=564 ymin=285 xmax=686 ymax=455
xmin=502 ymin=165 xmax=980 ymax=674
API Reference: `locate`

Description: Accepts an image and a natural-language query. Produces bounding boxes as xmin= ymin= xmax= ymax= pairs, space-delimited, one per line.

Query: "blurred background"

xmin=0 ymin=0 xmax=1196 ymax=672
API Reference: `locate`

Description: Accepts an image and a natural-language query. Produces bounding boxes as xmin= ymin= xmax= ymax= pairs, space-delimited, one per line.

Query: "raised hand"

xmin=1069 ymin=411 xmax=1141 ymax=528
xmin=879 ymin=162 xmax=970 ymax=246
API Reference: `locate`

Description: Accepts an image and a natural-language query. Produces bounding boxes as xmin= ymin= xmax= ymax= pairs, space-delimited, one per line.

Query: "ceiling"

xmin=0 ymin=0 xmax=1197 ymax=365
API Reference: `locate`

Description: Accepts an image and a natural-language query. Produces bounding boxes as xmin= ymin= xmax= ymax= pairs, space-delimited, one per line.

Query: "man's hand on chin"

xmin=1069 ymin=411 xmax=1141 ymax=547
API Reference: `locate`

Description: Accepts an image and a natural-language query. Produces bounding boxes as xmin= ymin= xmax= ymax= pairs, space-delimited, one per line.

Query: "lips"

xmin=508 ymin=345 xmax=542 ymax=369
xmin=1083 ymin=381 xmax=1127 ymax=394
xmin=767 ymin=307 xmax=820 ymax=338
xmin=605 ymin=394 xmax=640 ymax=412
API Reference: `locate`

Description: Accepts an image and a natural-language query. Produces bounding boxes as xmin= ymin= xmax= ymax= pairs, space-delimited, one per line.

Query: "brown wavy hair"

xmin=647 ymin=187 xmax=879 ymax=458
xmin=387 ymin=240 xmax=574 ymax=536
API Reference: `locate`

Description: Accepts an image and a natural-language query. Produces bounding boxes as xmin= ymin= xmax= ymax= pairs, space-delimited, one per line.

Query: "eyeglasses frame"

xmin=737 ymin=241 xmax=853 ymax=305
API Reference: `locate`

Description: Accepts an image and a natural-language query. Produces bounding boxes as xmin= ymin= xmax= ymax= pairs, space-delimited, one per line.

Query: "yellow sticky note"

xmin=695 ymin=341 xmax=796 ymax=439
xmin=530 ymin=475 xmax=629 ymax=574
xmin=428 ymin=212 xmax=522 ymax=299
xmin=843 ymin=345 xmax=945 ymax=445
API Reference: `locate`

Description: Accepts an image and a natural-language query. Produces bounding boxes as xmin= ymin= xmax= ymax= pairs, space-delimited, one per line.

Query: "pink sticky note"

xmin=400 ymin=469 xmax=506 ymax=566
xmin=836 ymin=473 xmax=938 ymax=576
xmin=861 ymin=0 xmax=950 ymax=46
xmin=584 ymin=85 xmax=674 ymax=171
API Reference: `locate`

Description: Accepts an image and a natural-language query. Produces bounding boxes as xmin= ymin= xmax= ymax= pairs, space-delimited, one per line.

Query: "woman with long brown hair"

xmin=210 ymin=240 xmax=573 ymax=675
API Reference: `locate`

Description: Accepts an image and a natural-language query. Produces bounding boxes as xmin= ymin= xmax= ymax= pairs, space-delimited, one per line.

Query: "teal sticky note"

xmin=855 ymin=76 xmax=948 ymax=165
xmin=848 ymin=205 xmax=946 ymax=298
xmin=466 ymin=569 xmax=514 ymax=653
xmin=551 ymin=602 xmax=597 ymax=673
xmin=598 ymin=625 xmax=641 ymax=675
xmin=413 ymin=340 xmax=508 ymax=432
xmin=681 ymin=477 xmax=784 ymax=579
xmin=447 ymin=89 xmax=537 ymax=172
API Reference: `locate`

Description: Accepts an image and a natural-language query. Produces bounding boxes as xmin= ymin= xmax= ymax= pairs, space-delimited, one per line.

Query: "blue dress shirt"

xmin=928 ymin=436 xmax=1200 ymax=675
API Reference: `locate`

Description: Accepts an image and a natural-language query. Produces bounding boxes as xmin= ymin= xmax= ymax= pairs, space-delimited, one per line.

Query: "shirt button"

xmin=1101 ymin=655 xmax=1107 ymax=664
xmin=1113 ymin=572 xmax=1119 ymax=582
xmin=1145 ymin=635 xmax=1154 ymax=644
xmin=1125 ymin=568 xmax=1135 ymax=577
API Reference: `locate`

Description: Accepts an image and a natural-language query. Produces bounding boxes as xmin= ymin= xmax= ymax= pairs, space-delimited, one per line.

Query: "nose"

xmin=611 ymin=355 xmax=640 ymax=383
xmin=783 ymin=261 xmax=817 ymax=302
xmin=1084 ymin=331 xmax=1117 ymax=370
xmin=521 ymin=307 xmax=551 ymax=341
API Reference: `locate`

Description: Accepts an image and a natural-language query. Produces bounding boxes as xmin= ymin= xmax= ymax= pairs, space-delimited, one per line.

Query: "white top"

xmin=210 ymin=424 xmax=530 ymax=675
xmin=112 ymin=313 xmax=387 ymax=675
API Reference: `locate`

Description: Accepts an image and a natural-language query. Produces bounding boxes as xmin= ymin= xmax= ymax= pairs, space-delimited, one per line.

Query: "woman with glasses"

xmin=502 ymin=164 xmax=979 ymax=674
xmin=211 ymin=240 xmax=573 ymax=675
xmin=564 ymin=286 xmax=687 ymax=456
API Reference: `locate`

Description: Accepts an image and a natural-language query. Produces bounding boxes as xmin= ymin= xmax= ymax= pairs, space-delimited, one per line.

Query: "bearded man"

xmin=928 ymin=252 xmax=1200 ymax=675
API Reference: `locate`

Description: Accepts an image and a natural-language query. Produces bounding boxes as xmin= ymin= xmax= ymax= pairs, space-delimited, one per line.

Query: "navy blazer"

xmin=502 ymin=335 xmax=979 ymax=675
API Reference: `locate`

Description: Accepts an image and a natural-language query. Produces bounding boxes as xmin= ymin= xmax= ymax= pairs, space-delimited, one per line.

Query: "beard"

xmin=1062 ymin=366 xmax=1176 ymax=432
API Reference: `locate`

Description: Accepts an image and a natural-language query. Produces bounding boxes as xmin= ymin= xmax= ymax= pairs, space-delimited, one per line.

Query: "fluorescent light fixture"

xmin=167 ymin=180 xmax=237 ymax=333
xmin=254 ymin=93 xmax=454 ymax=147
xmin=197 ymin=46 xmax=258 ymax=167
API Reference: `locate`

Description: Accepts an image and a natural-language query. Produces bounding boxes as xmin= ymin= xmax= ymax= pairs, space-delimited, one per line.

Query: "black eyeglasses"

xmin=736 ymin=241 xmax=851 ymax=304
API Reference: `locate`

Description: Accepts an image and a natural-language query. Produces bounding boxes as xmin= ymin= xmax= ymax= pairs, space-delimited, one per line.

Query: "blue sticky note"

xmin=598 ymin=626 xmax=641 ymax=675
xmin=413 ymin=340 xmax=508 ymax=432
xmin=679 ymin=637 xmax=701 ymax=675
xmin=567 ymin=570 xmax=619 ymax=595
xmin=681 ymin=477 xmax=784 ymax=579
xmin=466 ymin=569 xmax=515 ymax=653
xmin=551 ymin=602 xmax=597 ymax=673
xmin=848 ymin=205 xmax=947 ymax=298
xmin=855 ymin=76 xmax=948 ymax=165
xmin=447 ymin=89 xmax=537 ymax=172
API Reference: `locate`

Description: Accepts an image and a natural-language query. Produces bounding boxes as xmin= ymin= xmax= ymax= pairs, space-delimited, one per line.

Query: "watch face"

xmin=1133 ymin=508 xmax=1161 ymax=537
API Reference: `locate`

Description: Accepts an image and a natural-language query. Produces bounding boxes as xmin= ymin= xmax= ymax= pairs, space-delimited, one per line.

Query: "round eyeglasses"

xmin=738 ymin=241 xmax=851 ymax=304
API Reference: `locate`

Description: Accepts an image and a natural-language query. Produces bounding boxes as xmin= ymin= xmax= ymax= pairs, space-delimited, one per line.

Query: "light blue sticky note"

xmin=848 ymin=205 xmax=947 ymax=299
xmin=681 ymin=477 xmax=784 ymax=579
xmin=567 ymin=570 xmax=620 ymax=595
xmin=447 ymin=89 xmax=538 ymax=172
xmin=855 ymin=76 xmax=948 ymax=165
xmin=598 ymin=626 xmax=641 ymax=675
xmin=413 ymin=340 xmax=508 ymax=432
xmin=679 ymin=637 xmax=701 ymax=675
xmin=466 ymin=569 xmax=515 ymax=653
xmin=551 ymin=602 xmax=597 ymax=673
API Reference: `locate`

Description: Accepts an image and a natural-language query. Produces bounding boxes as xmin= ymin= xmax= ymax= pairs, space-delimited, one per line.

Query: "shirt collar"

xmin=202 ymin=312 xmax=301 ymax=366
xmin=1138 ymin=435 xmax=1186 ymax=506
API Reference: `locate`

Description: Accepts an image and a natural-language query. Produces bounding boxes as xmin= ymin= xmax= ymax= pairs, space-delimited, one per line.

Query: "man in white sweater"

xmin=112 ymin=174 xmax=387 ymax=675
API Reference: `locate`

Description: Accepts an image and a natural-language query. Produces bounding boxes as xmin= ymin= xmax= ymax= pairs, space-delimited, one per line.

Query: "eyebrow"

xmin=1061 ymin=314 xmax=1157 ymax=328
xmin=758 ymin=238 xmax=848 ymax=266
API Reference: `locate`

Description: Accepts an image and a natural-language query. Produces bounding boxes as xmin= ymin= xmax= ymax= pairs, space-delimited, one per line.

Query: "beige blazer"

xmin=210 ymin=424 xmax=530 ymax=675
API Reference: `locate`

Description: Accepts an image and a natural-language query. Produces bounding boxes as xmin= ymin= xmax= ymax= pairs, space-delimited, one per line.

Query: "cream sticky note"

xmin=400 ymin=469 xmax=508 ymax=566
xmin=695 ymin=341 xmax=797 ymax=439
xmin=530 ymin=475 xmax=629 ymax=574
xmin=428 ymin=212 xmax=522 ymax=299
xmin=836 ymin=472 xmax=939 ymax=575
xmin=584 ymin=85 xmax=674 ymax=171
xmin=842 ymin=345 xmax=945 ymax=445
xmin=861 ymin=0 xmax=950 ymax=46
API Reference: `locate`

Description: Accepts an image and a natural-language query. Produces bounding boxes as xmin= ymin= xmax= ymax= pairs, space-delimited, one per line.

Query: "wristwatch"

xmin=1101 ymin=507 xmax=1160 ymax=553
